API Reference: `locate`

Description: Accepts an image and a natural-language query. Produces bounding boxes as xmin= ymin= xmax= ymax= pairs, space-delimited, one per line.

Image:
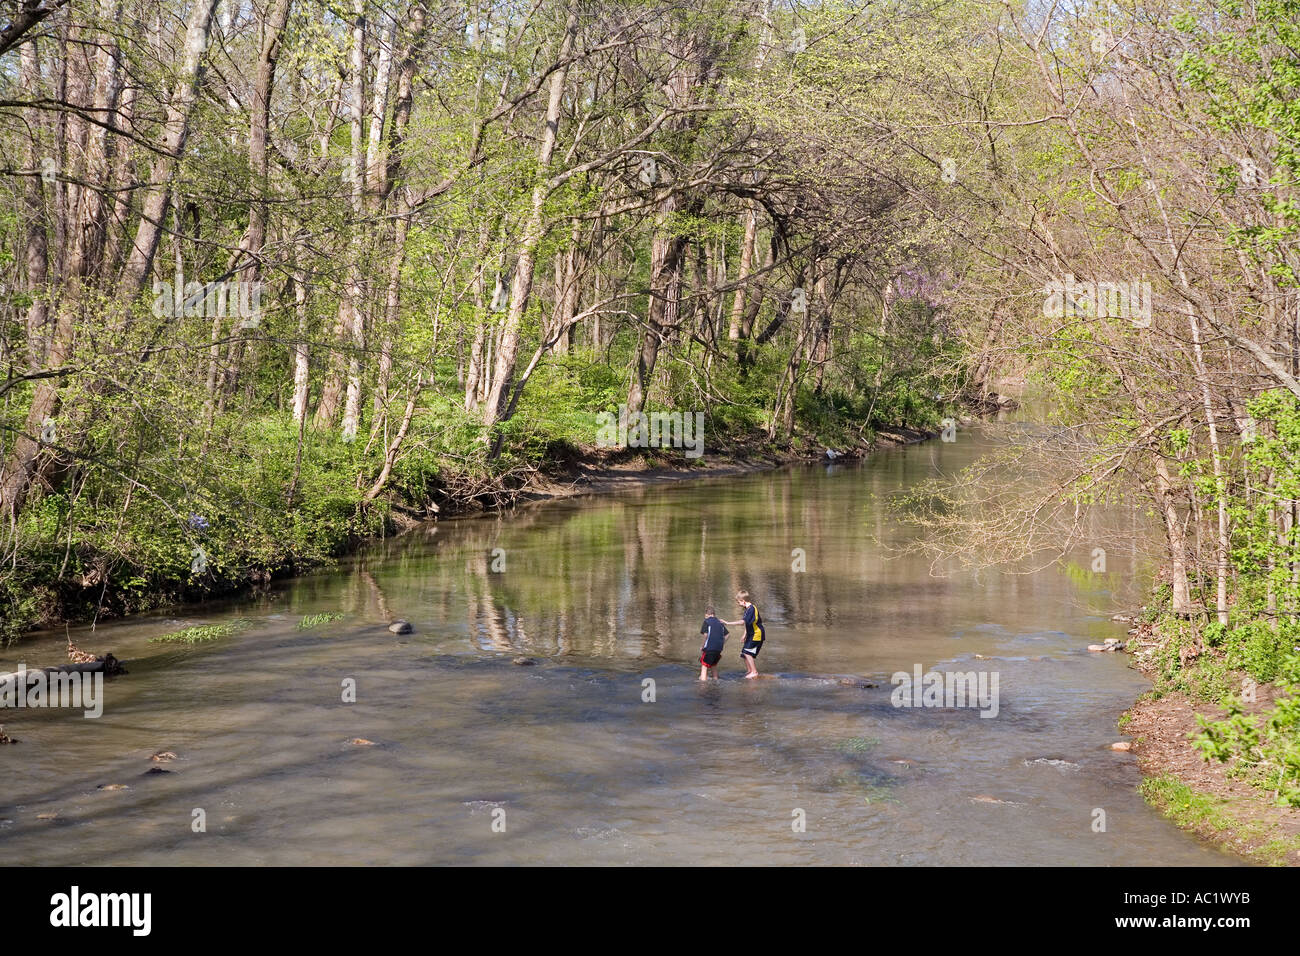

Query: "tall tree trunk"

xmin=728 ymin=199 xmax=757 ymax=341
xmin=339 ymin=0 xmax=377 ymax=444
xmin=316 ymin=0 xmax=366 ymax=432
xmin=1150 ymin=454 xmax=1194 ymax=616
xmin=551 ymin=218 xmax=582 ymax=354
xmin=291 ymin=266 xmax=311 ymax=425
xmin=627 ymin=193 xmax=690 ymax=414
xmin=19 ymin=39 xmax=51 ymax=369
xmin=464 ymin=220 xmax=491 ymax=411
xmin=119 ymin=0 xmax=221 ymax=299
xmin=223 ymin=0 xmax=293 ymax=392
xmin=483 ymin=1 xmax=577 ymax=441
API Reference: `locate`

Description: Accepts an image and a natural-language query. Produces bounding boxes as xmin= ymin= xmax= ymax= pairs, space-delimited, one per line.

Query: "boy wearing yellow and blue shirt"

xmin=724 ymin=590 xmax=765 ymax=679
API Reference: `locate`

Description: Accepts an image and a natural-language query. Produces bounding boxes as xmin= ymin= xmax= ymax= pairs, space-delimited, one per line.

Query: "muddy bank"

xmin=394 ymin=426 xmax=937 ymax=524
xmin=1124 ymin=673 xmax=1300 ymax=866
xmin=524 ymin=426 xmax=933 ymax=500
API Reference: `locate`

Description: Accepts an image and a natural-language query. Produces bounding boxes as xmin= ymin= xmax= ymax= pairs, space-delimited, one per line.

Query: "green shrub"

xmin=1195 ymin=654 xmax=1300 ymax=807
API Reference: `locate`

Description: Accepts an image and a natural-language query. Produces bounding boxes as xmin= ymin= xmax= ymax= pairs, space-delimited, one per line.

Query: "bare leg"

xmin=743 ymin=653 xmax=758 ymax=678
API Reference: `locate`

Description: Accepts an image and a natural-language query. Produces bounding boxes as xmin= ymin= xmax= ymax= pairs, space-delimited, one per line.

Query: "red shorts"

xmin=700 ymin=648 xmax=722 ymax=667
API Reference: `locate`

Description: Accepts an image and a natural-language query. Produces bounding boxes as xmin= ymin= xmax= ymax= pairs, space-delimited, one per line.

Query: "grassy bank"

xmin=1123 ymin=605 xmax=1300 ymax=866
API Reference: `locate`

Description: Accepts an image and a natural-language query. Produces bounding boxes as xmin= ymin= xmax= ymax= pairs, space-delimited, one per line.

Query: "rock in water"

xmin=97 ymin=784 xmax=130 ymax=791
xmin=513 ymin=656 xmax=537 ymax=666
xmin=142 ymin=767 xmax=174 ymax=775
xmin=388 ymin=620 xmax=413 ymax=634
xmin=1024 ymin=758 xmax=1080 ymax=770
xmin=151 ymin=751 xmax=178 ymax=762
xmin=1110 ymin=741 xmax=1132 ymax=752
xmin=346 ymin=738 xmax=377 ymax=746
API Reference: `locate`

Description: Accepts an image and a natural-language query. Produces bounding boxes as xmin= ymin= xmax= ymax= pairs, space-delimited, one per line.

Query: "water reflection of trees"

xmin=327 ymin=470 xmax=894 ymax=661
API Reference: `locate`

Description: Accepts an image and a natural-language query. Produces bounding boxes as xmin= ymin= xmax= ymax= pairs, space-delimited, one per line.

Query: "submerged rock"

xmin=346 ymin=737 xmax=377 ymax=746
xmin=142 ymin=767 xmax=174 ymax=775
xmin=97 ymin=784 xmax=130 ymax=791
xmin=513 ymin=656 xmax=537 ymax=666
xmin=1087 ymin=642 xmax=1126 ymax=652
xmin=1024 ymin=758 xmax=1080 ymax=770
xmin=151 ymin=751 xmax=178 ymax=762
xmin=1110 ymin=741 xmax=1132 ymax=752
xmin=388 ymin=620 xmax=414 ymax=634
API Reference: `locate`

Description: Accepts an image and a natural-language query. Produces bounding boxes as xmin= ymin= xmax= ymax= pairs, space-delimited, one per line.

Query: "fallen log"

xmin=0 ymin=654 xmax=127 ymax=679
xmin=44 ymin=658 xmax=127 ymax=674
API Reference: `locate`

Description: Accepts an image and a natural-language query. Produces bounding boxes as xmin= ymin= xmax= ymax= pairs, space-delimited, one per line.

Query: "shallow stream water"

xmin=1 ymin=423 xmax=1235 ymax=865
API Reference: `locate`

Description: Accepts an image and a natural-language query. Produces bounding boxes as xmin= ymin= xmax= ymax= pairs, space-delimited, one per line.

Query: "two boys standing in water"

xmin=699 ymin=591 xmax=766 ymax=681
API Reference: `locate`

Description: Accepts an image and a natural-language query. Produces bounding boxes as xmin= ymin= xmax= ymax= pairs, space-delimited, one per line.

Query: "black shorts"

xmin=741 ymin=640 xmax=763 ymax=658
xmin=701 ymin=648 xmax=722 ymax=667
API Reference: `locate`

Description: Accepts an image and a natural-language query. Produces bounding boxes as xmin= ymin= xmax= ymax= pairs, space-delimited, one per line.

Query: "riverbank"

xmin=507 ymin=425 xmax=935 ymax=509
xmin=1123 ymin=635 xmax=1300 ymax=866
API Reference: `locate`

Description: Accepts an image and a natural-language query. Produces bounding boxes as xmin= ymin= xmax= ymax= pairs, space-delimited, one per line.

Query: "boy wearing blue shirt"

xmin=699 ymin=605 xmax=728 ymax=681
